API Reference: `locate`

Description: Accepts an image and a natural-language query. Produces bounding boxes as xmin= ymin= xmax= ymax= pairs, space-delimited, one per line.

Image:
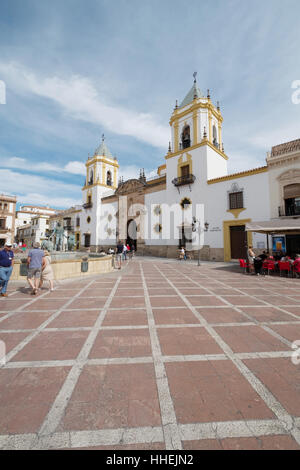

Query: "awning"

xmin=246 ymin=219 xmax=300 ymax=234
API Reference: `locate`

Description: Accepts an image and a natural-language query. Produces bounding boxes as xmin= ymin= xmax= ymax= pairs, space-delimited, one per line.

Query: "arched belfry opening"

xmin=213 ymin=124 xmax=218 ymax=148
xmin=181 ymin=125 xmax=191 ymax=149
xmin=88 ymin=169 xmax=94 ymax=185
xmin=106 ymin=170 xmax=112 ymax=186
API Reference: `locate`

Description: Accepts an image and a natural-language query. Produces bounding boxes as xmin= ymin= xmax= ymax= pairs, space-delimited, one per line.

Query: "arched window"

xmin=181 ymin=125 xmax=191 ymax=149
xmin=88 ymin=169 xmax=94 ymax=185
xmin=106 ymin=170 xmax=112 ymax=186
xmin=213 ymin=125 xmax=218 ymax=148
xmin=284 ymin=183 xmax=300 ymax=216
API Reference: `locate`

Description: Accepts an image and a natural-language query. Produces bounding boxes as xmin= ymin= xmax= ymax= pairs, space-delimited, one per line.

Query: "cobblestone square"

xmin=0 ymin=258 xmax=299 ymax=450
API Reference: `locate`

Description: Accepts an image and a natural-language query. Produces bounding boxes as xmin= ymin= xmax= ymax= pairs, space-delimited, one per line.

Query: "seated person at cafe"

xmin=293 ymin=254 xmax=300 ymax=278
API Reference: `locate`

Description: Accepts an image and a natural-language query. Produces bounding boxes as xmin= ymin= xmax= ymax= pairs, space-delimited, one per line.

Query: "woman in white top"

xmin=39 ymin=250 xmax=54 ymax=291
xmin=247 ymin=246 xmax=255 ymax=274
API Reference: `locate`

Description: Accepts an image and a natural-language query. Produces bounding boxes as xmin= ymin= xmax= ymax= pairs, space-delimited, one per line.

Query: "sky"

xmin=0 ymin=0 xmax=300 ymax=209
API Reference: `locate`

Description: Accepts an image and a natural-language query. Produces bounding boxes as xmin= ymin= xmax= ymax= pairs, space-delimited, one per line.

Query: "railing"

xmin=278 ymin=206 xmax=300 ymax=217
xmin=83 ymin=202 xmax=93 ymax=209
xmin=63 ymin=225 xmax=74 ymax=231
xmin=172 ymin=174 xmax=196 ymax=187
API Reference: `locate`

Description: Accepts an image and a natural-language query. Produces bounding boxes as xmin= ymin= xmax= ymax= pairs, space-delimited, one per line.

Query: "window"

xmin=154 ymin=205 xmax=161 ymax=216
xmin=229 ymin=192 xmax=244 ymax=209
xmin=181 ymin=165 xmax=190 ymax=177
xmin=181 ymin=125 xmax=191 ymax=149
xmin=88 ymin=169 xmax=94 ymax=185
xmin=154 ymin=223 xmax=162 ymax=233
xmin=213 ymin=125 xmax=218 ymax=148
xmin=284 ymin=183 xmax=300 ymax=216
xmin=106 ymin=171 xmax=112 ymax=186
xmin=76 ymin=217 xmax=80 ymax=227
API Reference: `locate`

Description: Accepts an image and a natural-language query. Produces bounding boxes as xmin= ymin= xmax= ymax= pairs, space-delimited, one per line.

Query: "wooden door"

xmin=230 ymin=225 xmax=247 ymax=259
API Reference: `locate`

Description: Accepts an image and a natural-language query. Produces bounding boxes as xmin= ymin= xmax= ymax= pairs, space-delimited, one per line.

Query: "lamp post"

xmin=192 ymin=218 xmax=209 ymax=266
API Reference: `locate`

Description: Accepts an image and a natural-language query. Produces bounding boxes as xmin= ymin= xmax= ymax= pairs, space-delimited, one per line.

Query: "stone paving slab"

xmin=0 ymin=258 xmax=300 ymax=450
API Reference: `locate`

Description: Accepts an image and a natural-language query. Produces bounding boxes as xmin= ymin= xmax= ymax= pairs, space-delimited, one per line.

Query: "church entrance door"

xmin=127 ymin=219 xmax=137 ymax=251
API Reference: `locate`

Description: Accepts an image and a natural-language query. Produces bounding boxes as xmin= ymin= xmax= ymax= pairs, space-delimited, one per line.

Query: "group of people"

xmin=247 ymin=245 xmax=300 ymax=277
xmin=0 ymin=241 xmax=54 ymax=296
xmin=114 ymin=241 xmax=135 ymax=269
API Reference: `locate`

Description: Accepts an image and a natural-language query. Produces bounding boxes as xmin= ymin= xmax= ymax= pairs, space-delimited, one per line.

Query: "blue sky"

xmin=0 ymin=0 xmax=300 ymax=209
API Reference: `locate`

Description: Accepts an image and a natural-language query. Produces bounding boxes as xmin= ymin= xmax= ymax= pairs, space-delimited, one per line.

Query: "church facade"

xmin=79 ymin=78 xmax=300 ymax=260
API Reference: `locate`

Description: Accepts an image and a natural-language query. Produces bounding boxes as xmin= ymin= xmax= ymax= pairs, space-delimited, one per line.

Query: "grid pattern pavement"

xmin=0 ymin=258 xmax=300 ymax=450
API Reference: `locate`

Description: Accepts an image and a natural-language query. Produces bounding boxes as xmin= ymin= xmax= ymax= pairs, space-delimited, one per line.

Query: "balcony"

xmin=0 ymin=227 xmax=8 ymax=233
xmin=172 ymin=174 xmax=196 ymax=192
xmin=83 ymin=202 xmax=93 ymax=209
xmin=278 ymin=201 xmax=300 ymax=217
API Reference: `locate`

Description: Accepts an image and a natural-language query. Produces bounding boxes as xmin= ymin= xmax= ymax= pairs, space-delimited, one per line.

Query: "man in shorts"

xmin=115 ymin=241 xmax=123 ymax=270
xmin=27 ymin=242 xmax=45 ymax=295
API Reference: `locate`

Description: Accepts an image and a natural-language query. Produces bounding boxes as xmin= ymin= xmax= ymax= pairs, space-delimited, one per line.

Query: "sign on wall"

xmin=272 ymin=235 xmax=286 ymax=252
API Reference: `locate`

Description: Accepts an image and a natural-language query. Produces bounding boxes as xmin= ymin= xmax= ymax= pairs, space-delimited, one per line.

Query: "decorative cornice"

xmin=165 ymin=140 xmax=228 ymax=161
xmin=170 ymin=100 xmax=223 ymax=125
xmin=115 ymin=179 xmax=146 ymax=195
xmin=86 ymin=157 xmax=119 ymax=168
xmin=207 ymin=166 xmax=267 ymax=184
xmin=267 ymin=153 xmax=300 ymax=168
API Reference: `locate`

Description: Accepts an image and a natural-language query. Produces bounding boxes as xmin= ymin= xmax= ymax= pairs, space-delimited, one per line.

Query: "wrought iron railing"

xmin=83 ymin=202 xmax=93 ymax=209
xmin=172 ymin=174 xmax=196 ymax=187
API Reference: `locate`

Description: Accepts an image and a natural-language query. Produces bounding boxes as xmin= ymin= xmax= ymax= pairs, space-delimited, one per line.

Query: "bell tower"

xmin=166 ymin=73 xmax=228 ymax=183
xmin=81 ymin=135 xmax=119 ymax=250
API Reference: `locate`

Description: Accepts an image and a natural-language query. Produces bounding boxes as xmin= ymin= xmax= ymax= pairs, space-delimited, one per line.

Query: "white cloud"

xmin=0 ymin=169 xmax=81 ymax=208
xmin=0 ymin=61 xmax=170 ymax=149
xmin=64 ymin=161 xmax=86 ymax=175
xmin=0 ymin=156 xmax=86 ymax=175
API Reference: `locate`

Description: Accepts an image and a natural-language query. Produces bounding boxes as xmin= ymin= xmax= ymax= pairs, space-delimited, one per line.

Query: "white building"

xmin=49 ymin=205 xmax=82 ymax=250
xmin=15 ymin=205 xmax=57 ymax=236
xmin=0 ymin=194 xmax=17 ymax=247
xmin=77 ymin=77 xmax=300 ymax=259
xmin=16 ymin=214 xmax=51 ymax=247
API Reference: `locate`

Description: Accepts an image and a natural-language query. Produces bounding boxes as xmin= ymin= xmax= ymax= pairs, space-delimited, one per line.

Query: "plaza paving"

xmin=0 ymin=257 xmax=300 ymax=450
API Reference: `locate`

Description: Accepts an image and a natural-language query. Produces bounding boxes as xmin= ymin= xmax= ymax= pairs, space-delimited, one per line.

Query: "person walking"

xmin=122 ymin=243 xmax=128 ymax=261
xmin=115 ymin=241 xmax=123 ymax=269
xmin=39 ymin=250 xmax=54 ymax=291
xmin=0 ymin=242 xmax=14 ymax=297
xmin=27 ymin=242 xmax=45 ymax=295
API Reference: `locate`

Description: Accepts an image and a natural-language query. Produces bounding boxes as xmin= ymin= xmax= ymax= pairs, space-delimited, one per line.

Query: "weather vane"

xmin=102 ymin=133 xmax=105 ymax=142
xmin=193 ymin=71 xmax=197 ymax=82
